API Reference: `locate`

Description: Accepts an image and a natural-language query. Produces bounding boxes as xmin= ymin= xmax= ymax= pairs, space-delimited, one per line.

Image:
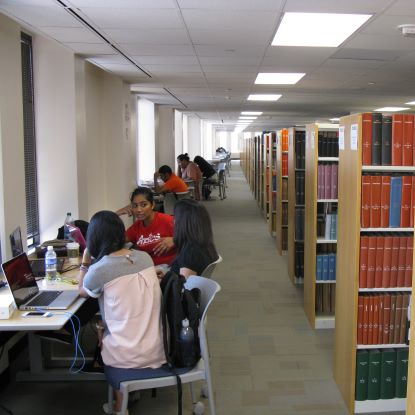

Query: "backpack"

xmin=160 ymin=271 xmax=201 ymax=415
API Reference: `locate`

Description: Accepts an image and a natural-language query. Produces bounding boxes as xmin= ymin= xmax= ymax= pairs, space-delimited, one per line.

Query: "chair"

xmin=163 ymin=191 xmax=191 ymax=215
xmin=200 ymin=254 xmax=223 ymax=278
xmin=208 ymin=169 xmax=226 ymax=200
xmin=106 ymin=276 xmax=221 ymax=415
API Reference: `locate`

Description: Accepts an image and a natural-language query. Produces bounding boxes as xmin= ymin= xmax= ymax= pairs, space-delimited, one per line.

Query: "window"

xmin=21 ymin=33 xmax=40 ymax=246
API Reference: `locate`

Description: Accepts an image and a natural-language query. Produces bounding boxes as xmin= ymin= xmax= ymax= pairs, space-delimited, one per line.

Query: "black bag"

xmin=160 ymin=271 xmax=201 ymax=415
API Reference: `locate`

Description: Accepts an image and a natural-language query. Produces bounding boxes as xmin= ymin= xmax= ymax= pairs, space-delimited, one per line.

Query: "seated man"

xmin=154 ymin=165 xmax=188 ymax=194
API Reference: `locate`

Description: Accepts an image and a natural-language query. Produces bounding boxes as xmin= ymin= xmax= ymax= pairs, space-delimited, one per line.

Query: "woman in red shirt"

xmin=116 ymin=187 xmax=175 ymax=265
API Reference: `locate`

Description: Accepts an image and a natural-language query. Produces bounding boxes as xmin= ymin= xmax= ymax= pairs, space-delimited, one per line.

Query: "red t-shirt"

xmin=126 ymin=212 xmax=176 ymax=265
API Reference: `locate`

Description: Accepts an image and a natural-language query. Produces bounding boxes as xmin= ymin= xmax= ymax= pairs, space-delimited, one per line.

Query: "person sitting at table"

xmin=79 ymin=211 xmax=166 ymax=414
xmin=154 ymin=165 xmax=188 ymax=194
xmin=177 ymin=153 xmax=202 ymax=200
xmin=116 ymin=187 xmax=176 ymax=266
xmin=194 ymin=155 xmax=218 ymax=200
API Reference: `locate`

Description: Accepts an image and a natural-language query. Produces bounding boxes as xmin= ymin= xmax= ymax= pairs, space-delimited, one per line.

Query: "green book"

xmin=367 ymin=349 xmax=381 ymax=400
xmin=395 ymin=349 xmax=409 ymax=398
xmin=380 ymin=349 xmax=397 ymax=399
xmin=355 ymin=350 xmax=369 ymax=401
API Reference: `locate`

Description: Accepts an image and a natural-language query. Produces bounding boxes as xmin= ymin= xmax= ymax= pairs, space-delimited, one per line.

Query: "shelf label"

xmin=351 ymin=123 xmax=358 ymax=150
xmin=339 ymin=126 xmax=345 ymax=150
xmin=311 ymin=130 xmax=315 ymax=149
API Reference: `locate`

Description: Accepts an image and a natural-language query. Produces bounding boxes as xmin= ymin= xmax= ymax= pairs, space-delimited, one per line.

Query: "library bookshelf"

xmin=288 ymin=127 xmax=305 ymax=284
xmin=304 ymin=123 xmax=339 ymax=329
xmin=267 ymin=132 xmax=277 ymax=237
xmin=276 ymin=129 xmax=288 ymax=255
xmin=334 ymin=113 xmax=414 ymax=414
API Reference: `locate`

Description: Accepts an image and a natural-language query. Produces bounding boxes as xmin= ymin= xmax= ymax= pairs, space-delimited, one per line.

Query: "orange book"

xmin=390 ymin=237 xmax=400 ymax=287
xmin=373 ymin=295 xmax=380 ymax=344
xmin=381 ymin=236 xmax=393 ymax=288
xmin=374 ymin=236 xmax=384 ymax=288
xmin=404 ymin=236 xmax=413 ymax=287
xmin=393 ymin=294 xmax=403 ymax=344
xmin=368 ymin=295 xmax=374 ymax=344
xmin=367 ymin=237 xmax=377 ymax=288
xmin=363 ymin=295 xmax=370 ymax=344
xmin=382 ymin=294 xmax=391 ymax=343
xmin=378 ymin=295 xmax=384 ymax=344
xmin=370 ymin=175 xmax=382 ymax=228
xmin=361 ymin=176 xmax=371 ymax=228
xmin=380 ymin=175 xmax=391 ymax=227
xmin=400 ymin=176 xmax=412 ymax=227
xmin=397 ymin=236 xmax=408 ymax=287
xmin=359 ymin=236 xmax=369 ymax=288
xmin=362 ymin=112 xmax=372 ymax=165
xmin=402 ymin=114 xmax=414 ymax=166
xmin=411 ymin=176 xmax=415 ymax=227
xmin=389 ymin=294 xmax=397 ymax=344
xmin=357 ymin=295 xmax=364 ymax=344
xmin=392 ymin=113 xmax=403 ymax=166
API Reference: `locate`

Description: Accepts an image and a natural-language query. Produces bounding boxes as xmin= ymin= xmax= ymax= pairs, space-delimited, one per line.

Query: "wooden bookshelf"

xmin=276 ymin=129 xmax=288 ymax=255
xmin=263 ymin=132 xmax=270 ymax=220
xmin=304 ymin=123 xmax=338 ymax=329
xmin=334 ymin=113 xmax=413 ymax=414
xmin=268 ymin=132 xmax=277 ymax=237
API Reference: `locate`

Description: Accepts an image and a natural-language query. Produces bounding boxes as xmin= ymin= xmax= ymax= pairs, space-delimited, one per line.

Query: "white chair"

xmin=106 ymin=276 xmax=221 ymax=415
xmin=163 ymin=191 xmax=191 ymax=215
xmin=201 ymin=254 xmax=223 ymax=278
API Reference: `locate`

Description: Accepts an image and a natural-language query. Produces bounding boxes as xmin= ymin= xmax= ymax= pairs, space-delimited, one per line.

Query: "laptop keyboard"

xmin=26 ymin=291 xmax=62 ymax=307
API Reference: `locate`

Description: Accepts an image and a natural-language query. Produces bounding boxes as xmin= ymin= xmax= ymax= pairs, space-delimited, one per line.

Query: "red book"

xmin=361 ymin=176 xmax=371 ymax=228
xmin=380 ymin=176 xmax=391 ymax=227
xmin=378 ymin=295 xmax=384 ymax=344
xmin=389 ymin=294 xmax=397 ymax=344
xmin=362 ymin=113 xmax=372 ymax=165
xmin=400 ymin=176 xmax=412 ymax=227
xmin=359 ymin=236 xmax=369 ymax=288
xmin=390 ymin=236 xmax=400 ymax=287
xmin=381 ymin=236 xmax=393 ymax=288
xmin=404 ymin=236 xmax=413 ymax=287
xmin=357 ymin=296 xmax=364 ymax=344
xmin=370 ymin=175 xmax=382 ymax=228
xmin=403 ymin=114 xmax=414 ymax=166
xmin=392 ymin=113 xmax=403 ymax=166
xmin=374 ymin=236 xmax=384 ymax=288
xmin=367 ymin=237 xmax=377 ymax=288
xmin=368 ymin=295 xmax=374 ymax=344
xmin=363 ymin=296 xmax=370 ymax=344
xmin=393 ymin=294 xmax=403 ymax=344
xmin=411 ymin=176 xmax=415 ymax=228
xmin=373 ymin=295 xmax=380 ymax=344
xmin=397 ymin=236 xmax=408 ymax=287
xmin=382 ymin=294 xmax=391 ymax=343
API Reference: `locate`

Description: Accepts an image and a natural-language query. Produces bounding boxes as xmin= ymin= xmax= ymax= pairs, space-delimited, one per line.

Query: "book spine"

xmin=357 ymin=296 xmax=364 ymax=344
xmin=402 ymin=114 xmax=414 ymax=166
xmin=400 ymin=176 xmax=412 ymax=227
xmin=381 ymin=115 xmax=392 ymax=165
xmin=382 ymin=294 xmax=391 ymax=343
xmin=332 ymin=163 xmax=338 ymax=199
xmin=372 ymin=113 xmax=383 ymax=166
xmin=389 ymin=294 xmax=397 ymax=344
xmin=360 ymin=236 xmax=369 ymax=288
xmin=392 ymin=114 xmax=403 ymax=166
xmin=380 ymin=349 xmax=397 ymax=399
xmin=397 ymin=236 xmax=407 ymax=287
xmin=390 ymin=237 xmax=400 ymax=287
xmin=363 ymin=295 xmax=370 ymax=344
xmin=362 ymin=112 xmax=373 ymax=165
xmin=411 ymin=176 xmax=415 ymax=227
xmin=370 ymin=175 xmax=382 ymax=228
xmin=367 ymin=349 xmax=382 ymax=399
xmin=380 ymin=175 xmax=391 ymax=228
xmin=355 ymin=350 xmax=369 ymax=401
xmin=404 ymin=236 xmax=413 ymax=287
xmin=389 ymin=176 xmax=402 ymax=227
xmin=361 ymin=175 xmax=371 ymax=228
xmin=367 ymin=237 xmax=377 ymax=288
xmin=381 ymin=236 xmax=393 ymax=288
xmin=329 ymin=253 xmax=336 ymax=281
xmin=393 ymin=293 xmax=403 ymax=344
xmin=316 ymin=255 xmax=323 ymax=280
xmin=324 ymin=164 xmax=330 ymax=199
xmin=322 ymin=254 xmax=329 ymax=280
xmin=374 ymin=236 xmax=384 ymax=288
xmin=368 ymin=295 xmax=374 ymax=344
xmin=395 ymin=349 xmax=409 ymax=398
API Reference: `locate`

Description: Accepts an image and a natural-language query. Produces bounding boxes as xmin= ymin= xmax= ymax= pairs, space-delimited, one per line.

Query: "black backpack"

xmin=160 ymin=271 xmax=201 ymax=415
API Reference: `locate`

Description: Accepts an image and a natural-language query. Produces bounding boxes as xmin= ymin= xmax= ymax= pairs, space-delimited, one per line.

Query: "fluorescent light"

xmin=374 ymin=107 xmax=410 ymax=112
xmin=241 ymin=111 xmax=262 ymax=115
xmin=330 ymin=118 xmax=340 ymax=122
xmin=248 ymin=94 xmax=282 ymax=101
xmin=318 ymin=123 xmax=339 ymax=129
xmin=239 ymin=116 xmax=257 ymax=120
xmin=255 ymin=72 xmax=305 ymax=85
xmin=272 ymin=12 xmax=372 ymax=47
xmin=406 ymin=101 xmax=415 ymax=105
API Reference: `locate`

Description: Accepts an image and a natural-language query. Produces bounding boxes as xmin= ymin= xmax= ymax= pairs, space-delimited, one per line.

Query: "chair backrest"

xmin=163 ymin=191 xmax=191 ymax=215
xmin=218 ymin=169 xmax=225 ymax=183
xmin=201 ymin=254 xmax=223 ymax=278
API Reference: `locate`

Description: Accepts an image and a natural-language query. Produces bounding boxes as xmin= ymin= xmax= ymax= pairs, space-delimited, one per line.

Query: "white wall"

xmin=187 ymin=115 xmax=201 ymax=158
xmin=174 ymin=109 xmax=183 ymax=160
xmin=201 ymin=120 xmax=213 ymax=159
xmin=137 ymin=98 xmax=155 ymax=182
xmin=155 ymin=105 xmax=175 ymax=169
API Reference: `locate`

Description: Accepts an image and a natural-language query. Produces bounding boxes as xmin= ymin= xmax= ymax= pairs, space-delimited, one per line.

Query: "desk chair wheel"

xmin=193 ymin=401 xmax=205 ymax=415
xmin=201 ymin=384 xmax=209 ymax=398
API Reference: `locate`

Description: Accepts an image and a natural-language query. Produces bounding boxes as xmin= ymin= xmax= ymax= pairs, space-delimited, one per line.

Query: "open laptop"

xmin=9 ymin=227 xmax=65 ymax=277
xmin=1 ymin=253 xmax=79 ymax=310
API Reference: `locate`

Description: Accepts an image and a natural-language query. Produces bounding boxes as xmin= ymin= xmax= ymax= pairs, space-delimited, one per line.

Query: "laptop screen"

xmin=1 ymin=253 xmax=39 ymax=307
xmin=9 ymin=226 xmax=24 ymax=257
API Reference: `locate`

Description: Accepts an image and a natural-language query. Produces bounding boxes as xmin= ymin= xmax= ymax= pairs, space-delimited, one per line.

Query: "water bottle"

xmin=179 ymin=318 xmax=196 ymax=367
xmin=45 ymin=246 xmax=57 ymax=283
xmin=64 ymin=212 xmax=73 ymax=239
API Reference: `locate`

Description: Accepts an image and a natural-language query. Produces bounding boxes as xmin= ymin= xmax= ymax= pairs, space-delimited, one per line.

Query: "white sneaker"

xmin=102 ymin=402 xmax=129 ymax=415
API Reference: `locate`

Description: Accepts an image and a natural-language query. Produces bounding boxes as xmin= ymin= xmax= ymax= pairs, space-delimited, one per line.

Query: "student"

xmin=177 ymin=153 xmax=202 ymax=200
xmin=194 ymin=155 xmax=218 ymax=200
xmin=79 ymin=211 xmax=166 ymax=414
xmin=116 ymin=187 xmax=176 ymax=265
xmin=166 ymin=199 xmax=219 ymax=279
xmin=154 ymin=165 xmax=188 ymax=194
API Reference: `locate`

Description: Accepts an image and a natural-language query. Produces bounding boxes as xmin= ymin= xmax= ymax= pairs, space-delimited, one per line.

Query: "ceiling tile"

xmin=64 ymin=42 xmax=115 ymax=54
xmin=195 ymin=44 xmax=266 ymax=57
xmin=119 ymin=44 xmax=194 ymax=56
xmin=141 ymin=65 xmax=202 ymax=74
xmin=199 ymin=56 xmax=263 ymax=65
xmin=103 ymin=28 xmax=190 ymax=44
xmin=344 ymin=33 xmax=415 ymax=50
xmin=178 ymin=0 xmax=283 ymax=10
xmin=88 ymin=54 xmax=132 ymax=64
xmin=189 ymin=29 xmax=271 ymax=45
xmin=132 ymin=55 xmax=198 ymax=65
xmin=360 ymin=13 xmax=415 ymax=35
xmin=39 ymin=27 xmax=104 ymax=43
xmin=331 ymin=48 xmax=402 ymax=61
xmin=284 ymin=0 xmax=392 ymax=14
xmin=70 ymin=0 xmax=176 ymax=8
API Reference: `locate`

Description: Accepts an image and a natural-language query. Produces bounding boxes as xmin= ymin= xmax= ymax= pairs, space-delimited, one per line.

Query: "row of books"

xmin=362 ymin=112 xmax=415 ymax=166
xmin=317 ymin=163 xmax=338 ymax=199
xmin=281 ymin=129 xmax=289 ymax=152
xmin=295 ymin=131 xmax=305 ymax=170
xmin=357 ymin=293 xmax=410 ymax=345
xmin=282 ymin=154 xmax=288 ymax=176
xmin=295 ymin=208 xmax=305 ymax=241
xmin=295 ymin=171 xmax=305 ymax=205
xmin=282 ymin=203 xmax=288 ymax=226
xmin=282 ymin=178 xmax=288 ymax=200
xmin=295 ymin=243 xmax=304 ymax=279
xmin=317 ymin=212 xmax=338 ymax=240
xmin=282 ymin=227 xmax=288 ymax=251
xmin=359 ymin=236 xmax=413 ymax=288
xmin=316 ymin=254 xmax=336 ymax=281
xmin=355 ymin=348 xmax=408 ymax=401
xmin=315 ymin=284 xmax=335 ymax=314
xmin=318 ymin=131 xmax=339 ymax=158
xmin=361 ymin=175 xmax=415 ymax=228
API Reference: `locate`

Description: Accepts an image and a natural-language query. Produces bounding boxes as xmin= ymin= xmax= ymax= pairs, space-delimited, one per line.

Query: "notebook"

xmin=9 ymin=227 xmax=65 ymax=277
xmin=1 ymin=253 xmax=79 ymax=310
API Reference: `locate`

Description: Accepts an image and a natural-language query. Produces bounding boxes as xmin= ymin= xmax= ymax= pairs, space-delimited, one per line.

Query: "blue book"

xmin=316 ymin=255 xmax=323 ymax=280
xmin=330 ymin=214 xmax=337 ymax=240
xmin=389 ymin=177 xmax=402 ymax=227
xmin=322 ymin=255 xmax=329 ymax=280
xmin=329 ymin=254 xmax=336 ymax=281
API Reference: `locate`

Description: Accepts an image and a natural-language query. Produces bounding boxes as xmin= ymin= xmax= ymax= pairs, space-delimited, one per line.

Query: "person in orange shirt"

xmin=154 ymin=165 xmax=188 ymax=194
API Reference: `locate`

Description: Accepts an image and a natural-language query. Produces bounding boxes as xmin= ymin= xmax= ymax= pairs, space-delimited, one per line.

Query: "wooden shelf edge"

xmin=318 ymin=157 xmax=339 ymax=161
xmin=361 ymin=227 xmax=414 ymax=232
xmin=315 ymin=315 xmax=335 ymax=329
xmin=359 ymin=287 xmax=412 ymax=292
xmin=357 ymin=344 xmax=409 ymax=349
xmin=362 ymin=165 xmax=415 ymax=172
xmin=354 ymin=398 xmax=406 ymax=413
xmin=317 ymin=199 xmax=338 ymax=203
xmin=316 ymin=238 xmax=337 ymax=244
xmin=316 ymin=280 xmax=336 ymax=284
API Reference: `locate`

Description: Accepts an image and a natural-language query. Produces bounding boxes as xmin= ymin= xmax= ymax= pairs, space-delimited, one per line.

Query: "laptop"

xmin=1 ymin=253 xmax=79 ymax=310
xmin=9 ymin=227 xmax=65 ymax=277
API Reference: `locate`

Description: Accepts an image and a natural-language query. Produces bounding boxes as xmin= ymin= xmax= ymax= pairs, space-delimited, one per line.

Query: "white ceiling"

xmin=1 ymin=0 xmax=415 ymax=131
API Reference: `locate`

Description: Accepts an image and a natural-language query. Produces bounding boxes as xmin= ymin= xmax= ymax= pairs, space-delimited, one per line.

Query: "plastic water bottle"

xmin=179 ymin=318 xmax=196 ymax=367
xmin=64 ymin=212 xmax=73 ymax=239
xmin=45 ymin=246 xmax=57 ymax=283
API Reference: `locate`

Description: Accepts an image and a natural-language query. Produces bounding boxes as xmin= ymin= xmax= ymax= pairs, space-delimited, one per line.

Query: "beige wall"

xmin=155 ymin=105 xmax=175 ymax=170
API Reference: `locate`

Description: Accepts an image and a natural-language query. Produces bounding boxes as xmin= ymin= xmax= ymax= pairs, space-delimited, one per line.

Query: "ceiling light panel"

xmin=255 ymin=72 xmax=305 ymax=84
xmin=241 ymin=111 xmax=263 ymax=115
xmin=248 ymin=94 xmax=282 ymax=101
xmin=406 ymin=101 xmax=415 ymax=105
xmin=239 ymin=116 xmax=257 ymax=119
xmin=374 ymin=107 xmax=410 ymax=112
xmin=272 ymin=12 xmax=372 ymax=47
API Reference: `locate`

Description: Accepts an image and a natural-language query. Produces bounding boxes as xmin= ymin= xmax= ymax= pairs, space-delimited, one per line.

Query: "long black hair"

xmin=177 ymin=153 xmax=190 ymax=162
xmin=173 ymin=199 xmax=217 ymax=261
xmin=87 ymin=210 xmax=125 ymax=261
xmin=130 ymin=186 xmax=154 ymax=204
